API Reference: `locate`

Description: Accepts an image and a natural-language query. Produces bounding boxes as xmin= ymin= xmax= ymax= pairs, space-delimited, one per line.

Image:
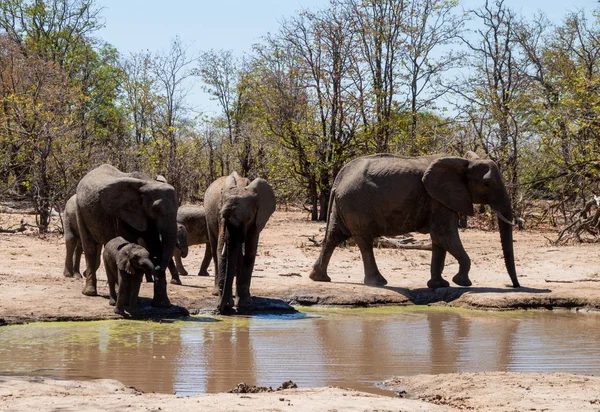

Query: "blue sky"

xmin=95 ymin=0 xmax=597 ymax=115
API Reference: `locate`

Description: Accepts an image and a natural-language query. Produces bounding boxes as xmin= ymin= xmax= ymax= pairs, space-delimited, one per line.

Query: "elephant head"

xmin=98 ymin=177 xmax=178 ymax=306
xmin=217 ymin=173 xmax=276 ymax=314
xmin=177 ymin=223 xmax=189 ymax=258
xmin=422 ymin=156 xmax=520 ymax=288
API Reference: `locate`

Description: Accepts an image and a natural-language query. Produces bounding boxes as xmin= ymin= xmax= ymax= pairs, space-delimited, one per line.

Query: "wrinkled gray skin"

xmin=310 ymin=153 xmax=520 ymax=289
xmin=103 ymin=237 xmax=155 ymax=315
xmin=76 ymin=164 xmax=178 ymax=307
xmin=170 ymin=205 xmax=212 ymax=278
xmin=204 ymin=172 xmax=276 ymax=314
xmin=141 ymin=222 xmax=189 ymax=285
xmin=63 ymin=194 xmax=83 ymax=278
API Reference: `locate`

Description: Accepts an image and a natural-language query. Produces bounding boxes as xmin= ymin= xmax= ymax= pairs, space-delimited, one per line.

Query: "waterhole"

xmin=1 ymin=307 xmax=599 ymax=395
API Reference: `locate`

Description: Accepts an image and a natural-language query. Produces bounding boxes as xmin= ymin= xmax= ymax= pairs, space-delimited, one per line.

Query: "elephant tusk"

xmin=495 ymin=211 xmax=515 ymax=226
xmin=221 ymin=243 xmax=226 ymax=257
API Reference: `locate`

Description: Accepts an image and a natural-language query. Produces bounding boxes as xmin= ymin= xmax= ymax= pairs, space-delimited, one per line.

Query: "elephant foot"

xmin=309 ymin=267 xmax=331 ymax=282
xmin=109 ymin=298 xmax=116 ymax=306
xmin=452 ymin=274 xmax=472 ymax=287
xmin=170 ymin=277 xmax=182 ymax=285
xmin=114 ymin=307 xmax=125 ymax=316
xmin=211 ymin=285 xmax=220 ymax=296
xmin=427 ymin=278 xmax=450 ymax=289
xmin=63 ymin=270 xmax=74 ymax=278
xmin=236 ymin=295 xmax=254 ymax=311
xmin=217 ymin=296 xmax=235 ymax=314
xmin=179 ymin=270 xmax=189 ymax=276
xmin=198 ymin=270 xmax=209 ymax=277
xmin=364 ymin=273 xmax=388 ymax=287
xmin=151 ymin=296 xmax=171 ymax=308
xmin=74 ymin=271 xmax=83 ymax=279
xmin=82 ymin=285 xmax=97 ymax=296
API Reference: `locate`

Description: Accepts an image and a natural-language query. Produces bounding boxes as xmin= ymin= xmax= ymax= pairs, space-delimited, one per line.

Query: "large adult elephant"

xmin=76 ymin=164 xmax=178 ymax=307
xmin=309 ymin=153 xmax=520 ymax=289
xmin=204 ymin=172 xmax=276 ymax=314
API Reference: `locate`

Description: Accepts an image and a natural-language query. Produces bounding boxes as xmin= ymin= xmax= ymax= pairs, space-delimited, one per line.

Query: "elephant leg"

xmin=309 ymin=216 xmax=349 ymax=283
xmin=433 ymin=227 xmax=471 ymax=287
xmin=81 ymin=242 xmax=101 ymax=296
xmin=73 ymin=241 xmax=83 ymax=278
xmin=115 ymin=273 xmax=128 ymax=315
xmin=128 ymin=276 xmax=142 ymax=314
xmin=169 ymin=257 xmax=182 ymax=286
xmin=237 ymin=231 xmax=258 ymax=311
xmin=107 ymin=272 xmax=118 ymax=306
xmin=173 ymin=249 xmax=189 ymax=277
xmin=210 ymin=225 xmax=222 ymax=296
xmin=427 ymin=243 xmax=450 ymax=289
xmin=446 ymin=237 xmax=471 ymax=287
xmin=77 ymin=212 xmax=100 ymax=296
xmin=197 ymin=244 xmax=211 ymax=277
xmin=63 ymin=235 xmax=77 ymax=277
xmin=354 ymin=236 xmax=388 ymax=286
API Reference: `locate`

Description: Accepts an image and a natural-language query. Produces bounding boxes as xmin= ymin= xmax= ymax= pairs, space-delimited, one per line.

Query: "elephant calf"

xmin=63 ymin=194 xmax=83 ymax=278
xmin=103 ymin=237 xmax=156 ymax=316
xmin=170 ymin=205 xmax=212 ymax=278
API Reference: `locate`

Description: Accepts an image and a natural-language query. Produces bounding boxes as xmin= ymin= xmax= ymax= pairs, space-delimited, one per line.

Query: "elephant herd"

xmin=62 ymin=153 xmax=520 ymax=316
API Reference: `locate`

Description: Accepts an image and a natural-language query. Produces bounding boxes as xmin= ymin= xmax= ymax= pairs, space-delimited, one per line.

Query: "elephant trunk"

xmin=495 ymin=205 xmax=520 ymax=288
xmin=140 ymin=258 xmax=155 ymax=279
xmin=153 ymin=229 xmax=177 ymax=307
xmin=218 ymin=225 xmax=238 ymax=314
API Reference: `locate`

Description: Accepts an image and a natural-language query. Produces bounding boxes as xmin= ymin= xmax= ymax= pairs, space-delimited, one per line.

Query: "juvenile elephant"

xmin=76 ymin=164 xmax=178 ymax=307
xmin=170 ymin=205 xmax=212 ymax=278
xmin=63 ymin=194 xmax=83 ymax=278
xmin=205 ymin=172 xmax=276 ymax=314
xmin=310 ymin=153 xmax=520 ymax=289
xmin=103 ymin=237 xmax=155 ymax=315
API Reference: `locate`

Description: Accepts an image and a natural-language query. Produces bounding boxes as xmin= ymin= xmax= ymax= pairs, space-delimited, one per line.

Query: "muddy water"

xmin=1 ymin=307 xmax=600 ymax=395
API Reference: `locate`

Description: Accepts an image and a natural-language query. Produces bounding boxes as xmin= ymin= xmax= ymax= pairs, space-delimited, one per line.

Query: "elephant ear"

xmin=99 ymin=178 xmax=148 ymax=232
xmin=117 ymin=244 xmax=134 ymax=275
xmin=247 ymin=178 xmax=276 ymax=232
xmin=423 ymin=157 xmax=474 ymax=216
xmin=465 ymin=151 xmax=480 ymax=160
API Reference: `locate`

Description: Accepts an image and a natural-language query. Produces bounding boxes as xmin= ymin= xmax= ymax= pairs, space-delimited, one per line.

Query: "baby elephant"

xmin=171 ymin=205 xmax=212 ymax=279
xmin=103 ymin=237 xmax=156 ymax=315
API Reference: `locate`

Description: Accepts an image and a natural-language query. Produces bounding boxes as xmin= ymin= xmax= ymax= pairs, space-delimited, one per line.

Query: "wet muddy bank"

xmin=3 ymin=371 xmax=600 ymax=411
xmin=3 ymin=283 xmax=600 ymax=326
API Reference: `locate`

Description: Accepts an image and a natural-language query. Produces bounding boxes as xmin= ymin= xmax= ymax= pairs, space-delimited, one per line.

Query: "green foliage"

xmin=1 ymin=0 xmax=599 ymax=235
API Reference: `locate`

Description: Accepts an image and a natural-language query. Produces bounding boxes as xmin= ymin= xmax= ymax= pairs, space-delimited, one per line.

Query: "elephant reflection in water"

xmin=426 ymin=313 xmax=519 ymax=374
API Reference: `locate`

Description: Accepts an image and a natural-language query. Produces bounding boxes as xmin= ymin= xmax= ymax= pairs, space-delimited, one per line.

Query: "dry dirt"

xmin=2 ymin=209 xmax=600 ymax=411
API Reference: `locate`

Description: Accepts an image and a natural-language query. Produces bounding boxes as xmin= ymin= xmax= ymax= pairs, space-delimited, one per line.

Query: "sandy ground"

xmin=1 ymin=210 xmax=600 ymax=411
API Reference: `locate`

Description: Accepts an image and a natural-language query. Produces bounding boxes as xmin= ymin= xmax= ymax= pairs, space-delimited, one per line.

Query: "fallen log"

xmin=307 ymin=235 xmax=432 ymax=250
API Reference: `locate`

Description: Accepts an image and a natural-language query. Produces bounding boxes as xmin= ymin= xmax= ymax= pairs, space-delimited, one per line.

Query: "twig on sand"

xmin=544 ymin=278 xmax=600 ymax=283
xmin=306 ymin=235 xmax=433 ymax=250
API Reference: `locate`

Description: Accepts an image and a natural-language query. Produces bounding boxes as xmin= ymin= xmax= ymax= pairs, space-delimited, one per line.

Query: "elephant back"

xmin=177 ymin=204 xmax=208 ymax=245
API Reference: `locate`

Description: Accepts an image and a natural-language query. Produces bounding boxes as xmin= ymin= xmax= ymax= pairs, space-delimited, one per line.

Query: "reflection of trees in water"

xmin=201 ymin=321 xmax=257 ymax=393
xmin=3 ymin=311 xmax=600 ymax=394
xmin=76 ymin=322 xmax=183 ymax=394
